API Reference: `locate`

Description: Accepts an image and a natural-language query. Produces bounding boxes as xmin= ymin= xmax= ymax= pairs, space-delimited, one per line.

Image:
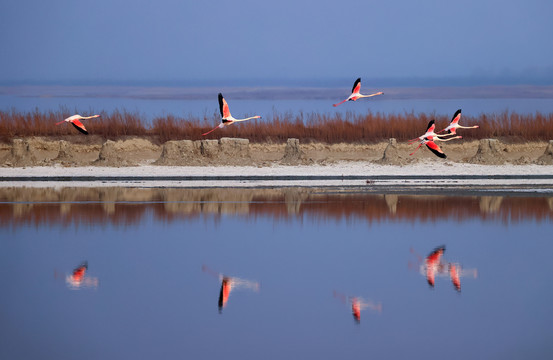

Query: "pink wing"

xmin=451 ymin=109 xmax=462 ymax=125
xmin=71 ymin=119 xmax=88 ymax=135
xmin=425 ymin=246 xmax=445 ymax=287
xmin=425 ymin=140 xmax=446 ymax=158
xmin=449 ymin=264 xmax=461 ymax=292
xmin=426 ymin=119 xmax=436 ymax=133
xmin=218 ymin=93 xmax=231 ymax=119
xmin=351 ymin=78 xmax=361 ymax=94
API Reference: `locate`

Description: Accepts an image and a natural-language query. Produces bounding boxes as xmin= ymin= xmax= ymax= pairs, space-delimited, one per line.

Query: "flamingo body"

xmin=333 ymin=78 xmax=383 ymax=107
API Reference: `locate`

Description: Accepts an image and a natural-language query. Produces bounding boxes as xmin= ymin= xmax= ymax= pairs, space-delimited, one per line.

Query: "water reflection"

xmin=1 ymin=187 xmax=553 ymax=227
xmin=61 ymin=261 xmax=99 ymax=290
xmin=333 ymin=290 xmax=382 ymax=323
xmin=410 ymin=247 xmax=478 ymax=291
xmin=202 ymin=265 xmax=260 ymax=313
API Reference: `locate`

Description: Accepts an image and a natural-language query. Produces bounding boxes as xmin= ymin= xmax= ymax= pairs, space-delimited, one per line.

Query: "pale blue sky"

xmin=1 ymin=0 xmax=553 ymax=85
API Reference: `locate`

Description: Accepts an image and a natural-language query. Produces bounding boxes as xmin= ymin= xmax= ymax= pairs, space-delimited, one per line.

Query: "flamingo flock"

xmin=408 ymin=109 xmax=479 ymax=159
xmin=54 ymin=77 xmax=479 ymax=161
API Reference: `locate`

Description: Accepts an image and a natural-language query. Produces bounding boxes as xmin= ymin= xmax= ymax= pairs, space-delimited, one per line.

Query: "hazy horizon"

xmin=1 ymin=1 xmax=552 ymax=87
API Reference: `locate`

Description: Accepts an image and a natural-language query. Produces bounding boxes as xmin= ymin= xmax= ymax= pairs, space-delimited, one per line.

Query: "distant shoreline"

xmin=2 ymin=84 xmax=553 ymax=100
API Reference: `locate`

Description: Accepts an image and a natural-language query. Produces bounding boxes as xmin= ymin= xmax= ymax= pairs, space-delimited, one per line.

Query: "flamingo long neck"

xmin=457 ymin=125 xmax=478 ymax=129
xmin=360 ymin=92 xmax=383 ymax=98
xmin=234 ymin=116 xmax=260 ymax=121
xmin=434 ymin=136 xmax=462 ymax=142
xmin=81 ymin=115 xmax=98 ymax=120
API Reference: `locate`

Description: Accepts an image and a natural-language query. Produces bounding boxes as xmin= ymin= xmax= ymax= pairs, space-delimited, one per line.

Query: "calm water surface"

xmin=1 ymin=187 xmax=553 ymax=359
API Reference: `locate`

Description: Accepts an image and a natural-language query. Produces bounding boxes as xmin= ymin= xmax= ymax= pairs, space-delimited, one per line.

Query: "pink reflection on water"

xmin=55 ymin=261 xmax=99 ymax=290
xmin=410 ymin=247 xmax=478 ymax=291
xmin=333 ymin=290 xmax=382 ymax=324
xmin=202 ymin=265 xmax=260 ymax=313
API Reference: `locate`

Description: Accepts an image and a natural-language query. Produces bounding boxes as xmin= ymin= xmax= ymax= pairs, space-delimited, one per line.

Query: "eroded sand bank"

xmin=2 ymin=136 xmax=553 ymax=167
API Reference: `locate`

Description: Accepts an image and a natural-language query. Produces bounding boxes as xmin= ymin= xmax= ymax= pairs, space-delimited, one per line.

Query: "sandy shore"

xmin=2 ymin=136 xmax=553 ymax=190
xmin=2 ymin=163 xmax=553 ymax=191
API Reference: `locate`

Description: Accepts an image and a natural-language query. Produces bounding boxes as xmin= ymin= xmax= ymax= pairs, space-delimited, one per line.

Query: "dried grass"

xmin=1 ymin=108 xmax=553 ymax=143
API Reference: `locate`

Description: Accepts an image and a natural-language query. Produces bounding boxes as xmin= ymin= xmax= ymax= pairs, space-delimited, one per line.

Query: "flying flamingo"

xmin=56 ymin=114 xmax=100 ymax=135
xmin=437 ymin=109 xmax=479 ymax=135
xmin=409 ymin=119 xmax=462 ymax=158
xmin=202 ymin=93 xmax=261 ymax=136
xmin=333 ymin=78 xmax=383 ymax=107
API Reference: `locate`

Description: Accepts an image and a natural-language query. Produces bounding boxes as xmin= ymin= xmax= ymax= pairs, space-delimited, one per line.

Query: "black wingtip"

xmin=426 ymin=119 xmax=435 ymax=132
xmin=71 ymin=122 xmax=88 ymax=135
xmin=452 ymin=109 xmax=462 ymax=120
xmin=218 ymin=93 xmax=225 ymax=117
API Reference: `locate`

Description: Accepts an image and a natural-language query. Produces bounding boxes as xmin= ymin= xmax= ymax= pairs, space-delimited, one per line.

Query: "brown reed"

xmin=1 ymin=108 xmax=553 ymax=143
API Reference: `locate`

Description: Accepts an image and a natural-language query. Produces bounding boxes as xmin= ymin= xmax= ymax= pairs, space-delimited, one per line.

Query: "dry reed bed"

xmin=1 ymin=109 xmax=553 ymax=143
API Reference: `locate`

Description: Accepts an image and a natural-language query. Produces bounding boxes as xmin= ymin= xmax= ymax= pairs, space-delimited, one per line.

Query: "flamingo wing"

xmin=451 ymin=109 xmax=462 ymax=125
xmin=426 ymin=246 xmax=445 ymax=263
xmin=449 ymin=264 xmax=461 ymax=292
xmin=351 ymin=78 xmax=361 ymax=94
xmin=426 ymin=119 xmax=436 ymax=133
xmin=425 ymin=140 xmax=446 ymax=158
xmin=352 ymin=299 xmax=361 ymax=323
xmin=425 ymin=246 xmax=445 ymax=287
xmin=218 ymin=277 xmax=232 ymax=311
xmin=71 ymin=119 xmax=88 ymax=135
xmin=218 ymin=93 xmax=231 ymax=119
xmin=426 ymin=266 xmax=437 ymax=287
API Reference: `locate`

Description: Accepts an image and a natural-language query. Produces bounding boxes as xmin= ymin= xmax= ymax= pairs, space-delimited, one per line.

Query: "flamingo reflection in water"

xmin=409 ymin=246 xmax=477 ymax=292
xmin=55 ymin=261 xmax=99 ymax=290
xmin=202 ymin=265 xmax=260 ymax=313
xmin=333 ymin=290 xmax=382 ymax=323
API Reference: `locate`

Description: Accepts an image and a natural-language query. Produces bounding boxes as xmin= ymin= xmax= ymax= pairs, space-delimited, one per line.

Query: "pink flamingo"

xmin=409 ymin=120 xmax=462 ymax=158
xmin=333 ymin=78 xmax=383 ymax=107
xmin=56 ymin=114 xmax=100 ymax=135
xmin=438 ymin=109 xmax=479 ymax=135
xmin=202 ymin=93 xmax=261 ymax=136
